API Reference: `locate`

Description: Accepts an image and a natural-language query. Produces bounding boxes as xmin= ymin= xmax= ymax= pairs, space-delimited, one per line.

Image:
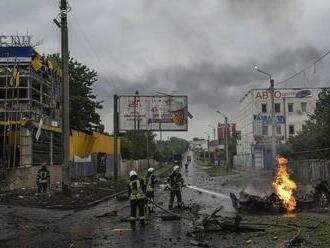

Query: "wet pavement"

xmin=1 ymin=153 xmax=324 ymax=247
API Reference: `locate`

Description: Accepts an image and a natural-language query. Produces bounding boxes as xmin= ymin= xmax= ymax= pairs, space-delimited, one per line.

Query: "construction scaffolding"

xmin=0 ymin=46 xmax=62 ymax=168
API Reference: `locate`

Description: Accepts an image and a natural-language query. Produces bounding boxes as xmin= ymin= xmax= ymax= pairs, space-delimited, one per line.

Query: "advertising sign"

xmin=253 ymin=114 xmax=286 ymax=124
xmin=118 ymin=95 xmax=188 ymax=131
xmin=254 ymin=89 xmax=312 ymax=100
xmin=0 ymin=47 xmax=32 ymax=62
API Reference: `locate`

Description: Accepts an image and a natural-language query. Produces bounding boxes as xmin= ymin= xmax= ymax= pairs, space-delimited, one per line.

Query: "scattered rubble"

xmin=95 ymin=210 xmax=118 ymax=218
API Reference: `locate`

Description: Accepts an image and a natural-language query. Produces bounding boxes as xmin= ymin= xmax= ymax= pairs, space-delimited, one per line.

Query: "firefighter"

xmin=36 ymin=163 xmax=50 ymax=193
xmin=128 ymin=170 xmax=146 ymax=227
xmin=168 ymin=165 xmax=184 ymax=209
xmin=145 ymin=167 xmax=158 ymax=213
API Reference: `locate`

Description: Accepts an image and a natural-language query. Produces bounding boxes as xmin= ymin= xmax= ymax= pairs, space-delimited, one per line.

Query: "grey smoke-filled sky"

xmin=2 ymin=0 xmax=330 ymax=139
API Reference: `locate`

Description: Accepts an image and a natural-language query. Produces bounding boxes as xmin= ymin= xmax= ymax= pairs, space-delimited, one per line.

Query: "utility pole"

xmin=146 ymin=131 xmax=150 ymax=168
xmin=113 ymin=95 xmax=119 ymax=179
xmin=254 ymin=66 xmax=277 ymax=165
xmin=225 ymin=117 xmax=229 ymax=172
xmin=212 ymin=126 xmax=216 ymax=164
xmin=270 ymin=79 xmax=276 ymax=161
xmin=60 ymin=0 xmax=70 ymax=194
xmin=254 ymin=66 xmax=276 ymax=161
xmin=207 ymin=135 xmax=210 ymax=160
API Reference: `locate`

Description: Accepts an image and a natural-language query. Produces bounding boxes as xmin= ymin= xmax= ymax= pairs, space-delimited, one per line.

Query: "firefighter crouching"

xmin=168 ymin=165 xmax=184 ymax=209
xmin=128 ymin=170 xmax=146 ymax=227
xmin=145 ymin=167 xmax=158 ymax=213
xmin=36 ymin=163 xmax=50 ymax=193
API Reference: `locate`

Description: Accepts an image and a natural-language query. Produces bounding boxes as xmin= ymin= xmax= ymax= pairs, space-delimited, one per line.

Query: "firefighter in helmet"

xmin=128 ymin=170 xmax=146 ymax=227
xmin=145 ymin=167 xmax=158 ymax=213
xmin=167 ymin=165 xmax=184 ymax=209
xmin=36 ymin=163 xmax=50 ymax=193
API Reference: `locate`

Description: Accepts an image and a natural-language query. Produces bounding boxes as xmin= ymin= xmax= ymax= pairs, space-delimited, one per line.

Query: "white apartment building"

xmin=235 ymin=87 xmax=325 ymax=169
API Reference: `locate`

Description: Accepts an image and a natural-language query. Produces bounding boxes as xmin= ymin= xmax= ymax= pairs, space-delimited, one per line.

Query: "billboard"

xmin=0 ymin=47 xmax=32 ymax=62
xmin=118 ymin=95 xmax=188 ymax=131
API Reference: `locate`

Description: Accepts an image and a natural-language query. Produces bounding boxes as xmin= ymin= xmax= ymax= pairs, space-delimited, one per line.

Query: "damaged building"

xmin=0 ymin=37 xmax=119 ymax=189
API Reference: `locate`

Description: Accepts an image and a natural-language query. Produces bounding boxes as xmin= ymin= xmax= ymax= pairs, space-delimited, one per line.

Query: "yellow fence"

xmin=1 ymin=121 xmax=120 ymax=159
xmin=70 ymin=130 xmax=120 ymax=159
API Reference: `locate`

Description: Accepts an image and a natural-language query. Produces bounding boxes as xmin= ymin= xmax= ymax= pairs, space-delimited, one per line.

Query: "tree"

xmin=156 ymin=137 xmax=189 ymax=162
xmin=49 ymin=54 xmax=103 ymax=130
xmin=121 ymin=131 xmax=158 ymax=160
xmin=288 ymin=89 xmax=330 ymax=158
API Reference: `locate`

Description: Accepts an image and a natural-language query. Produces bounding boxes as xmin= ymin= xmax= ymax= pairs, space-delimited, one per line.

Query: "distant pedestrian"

xmin=128 ymin=170 xmax=146 ymax=227
xmin=167 ymin=165 xmax=184 ymax=209
xmin=145 ymin=167 xmax=158 ymax=213
xmin=36 ymin=163 xmax=50 ymax=193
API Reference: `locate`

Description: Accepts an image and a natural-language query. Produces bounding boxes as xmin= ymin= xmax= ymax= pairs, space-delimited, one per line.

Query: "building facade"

xmin=217 ymin=122 xmax=236 ymax=145
xmin=235 ymin=87 xmax=325 ymax=169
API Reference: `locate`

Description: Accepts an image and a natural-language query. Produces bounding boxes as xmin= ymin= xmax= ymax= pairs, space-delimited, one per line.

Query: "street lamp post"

xmin=204 ymin=132 xmax=210 ymax=161
xmin=216 ymin=111 xmax=229 ymax=172
xmin=208 ymin=124 xmax=217 ymax=164
xmin=254 ymin=66 xmax=276 ymax=162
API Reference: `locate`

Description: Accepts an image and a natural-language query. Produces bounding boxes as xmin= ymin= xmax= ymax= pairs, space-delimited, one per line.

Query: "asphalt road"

xmin=0 ymin=154 xmax=274 ymax=248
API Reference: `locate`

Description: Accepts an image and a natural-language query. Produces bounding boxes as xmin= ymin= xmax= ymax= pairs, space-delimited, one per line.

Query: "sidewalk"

xmin=0 ymin=164 xmax=173 ymax=209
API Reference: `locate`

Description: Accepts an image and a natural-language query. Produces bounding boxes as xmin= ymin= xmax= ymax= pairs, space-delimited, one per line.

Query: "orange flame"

xmin=272 ymin=157 xmax=297 ymax=212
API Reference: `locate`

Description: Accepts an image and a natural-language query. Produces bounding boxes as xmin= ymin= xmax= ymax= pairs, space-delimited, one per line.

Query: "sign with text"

xmin=118 ymin=95 xmax=188 ymax=131
xmin=0 ymin=35 xmax=32 ymax=47
xmin=253 ymin=114 xmax=286 ymax=124
xmin=0 ymin=47 xmax=32 ymax=62
xmin=254 ymin=89 xmax=312 ymax=100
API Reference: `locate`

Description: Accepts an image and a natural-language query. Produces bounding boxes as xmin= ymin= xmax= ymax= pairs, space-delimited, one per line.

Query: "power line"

xmin=277 ymin=50 xmax=330 ymax=85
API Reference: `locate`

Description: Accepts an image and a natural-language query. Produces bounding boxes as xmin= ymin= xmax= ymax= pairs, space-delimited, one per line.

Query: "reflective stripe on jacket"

xmin=37 ymin=169 xmax=50 ymax=184
xmin=146 ymin=174 xmax=155 ymax=192
xmin=129 ymin=179 xmax=145 ymax=200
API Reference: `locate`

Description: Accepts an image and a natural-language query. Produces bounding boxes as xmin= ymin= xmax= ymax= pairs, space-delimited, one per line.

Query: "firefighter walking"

xmin=145 ymin=167 xmax=158 ymax=213
xmin=168 ymin=165 xmax=185 ymax=209
xmin=128 ymin=170 xmax=146 ymax=227
xmin=36 ymin=163 xmax=50 ymax=193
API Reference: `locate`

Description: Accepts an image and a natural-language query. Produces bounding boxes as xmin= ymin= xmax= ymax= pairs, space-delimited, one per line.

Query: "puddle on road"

xmin=70 ymin=224 xmax=95 ymax=240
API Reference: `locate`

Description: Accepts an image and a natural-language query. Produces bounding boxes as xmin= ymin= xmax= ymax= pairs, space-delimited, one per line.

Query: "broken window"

xmin=262 ymin=125 xmax=268 ymax=136
xmin=289 ymin=125 xmax=295 ymax=135
xmin=261 ymin=103 xmax=267 ymax=113
xmin=275 ymin=103 xmax=281 ymax=113
xmin=276 ymin=126 xmax=281 ymax=135
xmin=301 ymin=102 xmax=307 ymax=112
xmin=288 ymin=103 xmax=294 ymax=113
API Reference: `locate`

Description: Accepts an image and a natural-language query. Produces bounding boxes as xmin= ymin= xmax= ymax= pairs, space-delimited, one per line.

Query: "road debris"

xmin=95 ymin=210 xmax=118 ymax=218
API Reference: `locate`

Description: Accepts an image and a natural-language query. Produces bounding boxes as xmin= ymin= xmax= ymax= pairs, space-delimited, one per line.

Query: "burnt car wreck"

xmin=230 ymin=181 xmax=330 ymax=213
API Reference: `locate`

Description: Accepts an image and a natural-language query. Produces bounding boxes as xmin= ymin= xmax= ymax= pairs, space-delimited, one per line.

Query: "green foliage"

xmin=48 ymin=54 xmax=103 ymax=130
xmin=121 ymin=131 xmax=158 ymax=160
xmin=288 ymin=89 xmax=330 ymax=158
xmin=156 ymin=137 xmax=189 ymax=162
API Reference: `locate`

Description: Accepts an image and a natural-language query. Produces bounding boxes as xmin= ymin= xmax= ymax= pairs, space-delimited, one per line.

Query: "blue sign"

xmin=254 ymin=115 xmax=286 ymax=124
xmin=0 ymin=47 xmax=32 ymax=62
xmin=296 ymin=90 xmax=311 ymax=98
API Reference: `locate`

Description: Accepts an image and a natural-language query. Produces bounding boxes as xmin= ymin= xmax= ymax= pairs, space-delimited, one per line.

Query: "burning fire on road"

xmin=272 ymin=157 xmax=297 ymax=212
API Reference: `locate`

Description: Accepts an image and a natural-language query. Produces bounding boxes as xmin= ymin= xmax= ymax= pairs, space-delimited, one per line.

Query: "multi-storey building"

xmin=235 ymin=87 xmax=325 ymax=169
xmin=0 ymin=42 xmax=63 ymax=168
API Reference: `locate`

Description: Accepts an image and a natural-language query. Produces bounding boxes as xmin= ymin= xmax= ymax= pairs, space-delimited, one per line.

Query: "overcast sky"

xmin=1 ymin=0 xmax=330 ymax=140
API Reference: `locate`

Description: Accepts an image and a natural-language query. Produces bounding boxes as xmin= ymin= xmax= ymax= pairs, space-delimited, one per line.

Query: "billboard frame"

xmin=117 ymin=94 xmax=188 ymax=132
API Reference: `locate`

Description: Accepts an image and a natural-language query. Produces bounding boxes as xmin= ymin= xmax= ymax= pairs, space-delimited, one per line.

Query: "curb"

xmin=45 ymin=189 xmax=128 ymax=210
xmin=45 ymin=165 xmax=173 ymax=210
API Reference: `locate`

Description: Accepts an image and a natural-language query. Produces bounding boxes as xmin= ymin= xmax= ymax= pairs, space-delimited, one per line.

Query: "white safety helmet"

xmin=173 ymin=165 xmax=180 ymax=172
xmin=129 ymin=170 xmax=137 ymax=177
xmin=148 ymin=167 xmax=155 ymax=173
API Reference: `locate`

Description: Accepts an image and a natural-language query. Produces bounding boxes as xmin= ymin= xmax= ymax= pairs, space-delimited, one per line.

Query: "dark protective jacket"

xmin=167 ymin=171 xmax=184 ymax=191
xmin=37 ymin=167 xmax=50 ymax=184
xmin=145 ymin=172 xmax=158 ymax=192
xmin=128 ymin=175 xmax=146 ymax=200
